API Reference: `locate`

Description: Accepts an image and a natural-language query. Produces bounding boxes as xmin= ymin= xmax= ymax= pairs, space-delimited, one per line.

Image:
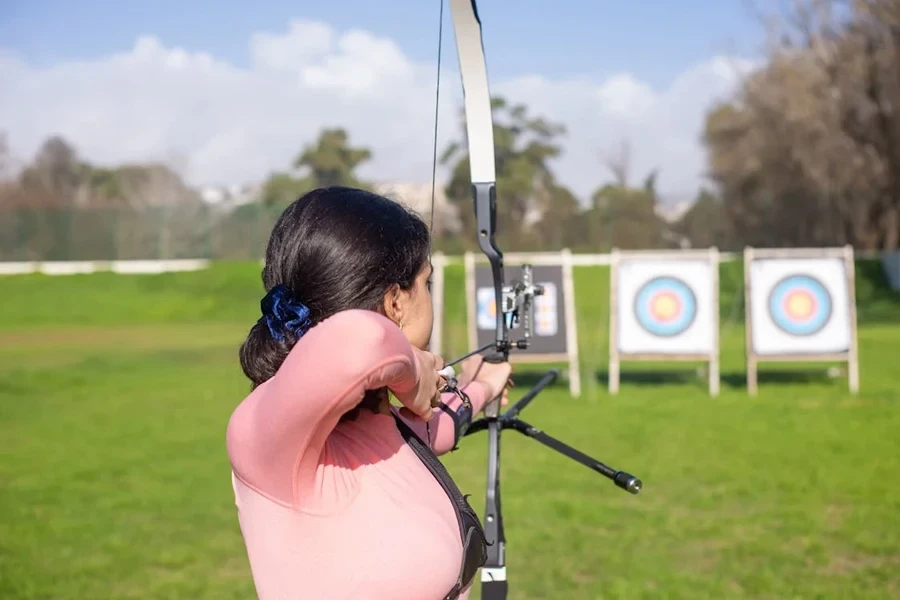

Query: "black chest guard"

xmin=392 ymin=413 xmax=488 ymax=599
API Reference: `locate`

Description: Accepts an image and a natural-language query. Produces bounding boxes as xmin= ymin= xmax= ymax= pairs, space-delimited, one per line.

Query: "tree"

xmin=601 ymin=138 xmax=633 ymax=188
xmin=440 ymin=96 xmax=577 ymax=251
xmin=18 ymin=136 xmax=83 ymax=207
xmin=260 ymin=127 xmax=373 ymax=207
xmin=579 ymin=139 xmax=668 ymax=251
xmin=294 ymin=127 xmax=372 ymax=188
xmin=585 ymin=183 xmax=667 ymax=251
xmin=0 ymin=131 xmax=23 ymax=209
xmin=114 ymin=161 xmax=199 ymax=208
xmin=259 ymin=172 xmax=313 ymax=208
xmin=672 ymin=188 xmax=727 ymax=249
xmin=0 ymin=131 xmax=12 ymax=180
xmin=703 ymin=0 xmax=900 ymax=250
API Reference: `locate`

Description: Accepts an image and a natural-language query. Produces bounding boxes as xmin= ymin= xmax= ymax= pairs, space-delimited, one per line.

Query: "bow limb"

xmin=448 ymin=0 xmax=508 ymax=363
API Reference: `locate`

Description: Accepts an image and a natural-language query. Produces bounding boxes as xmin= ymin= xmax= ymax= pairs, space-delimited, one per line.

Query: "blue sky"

xmin=0 ymin=1 xmax=776 ymax=201
xmin=1 ymin=0 xmax=770 ymax=88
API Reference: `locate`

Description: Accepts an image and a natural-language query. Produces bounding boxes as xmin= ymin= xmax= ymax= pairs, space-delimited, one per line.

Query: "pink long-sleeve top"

xmin=226 ymin=309 xmax=490 ymax=600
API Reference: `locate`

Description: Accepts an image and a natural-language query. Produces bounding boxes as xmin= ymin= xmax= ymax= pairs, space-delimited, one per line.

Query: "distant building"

xmin=372 ymin=181 xmax=461 ymax=236
xmin=199 ymin=182 xmax=263 ymax=210
xmin=654 ymin=198 xmax=693 ymax=223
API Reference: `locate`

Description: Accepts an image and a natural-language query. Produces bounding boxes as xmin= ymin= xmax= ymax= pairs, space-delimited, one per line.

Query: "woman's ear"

xmin=382 ymin=284 xmax=405 ymax=326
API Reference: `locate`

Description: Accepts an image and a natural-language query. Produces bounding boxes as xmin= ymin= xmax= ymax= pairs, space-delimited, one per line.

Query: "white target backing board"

xmin=744 ymin=246 xmax=859 ymax=394
xmin=609 ymin=248 xmax=720 ymax=396
xmin=465 ymin=250 xmax=581 ymax=397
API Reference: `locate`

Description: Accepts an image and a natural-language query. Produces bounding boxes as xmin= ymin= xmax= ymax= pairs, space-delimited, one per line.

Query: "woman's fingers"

xmin=397 ymin=347 xmax=447 ymax=421
xmin=433 ymin=364 xmax=446 ymax=408
xmin=399 ymin=405 xmax=433 ymax=423
xmin=431 ymin=386 xmax=442 ymax=408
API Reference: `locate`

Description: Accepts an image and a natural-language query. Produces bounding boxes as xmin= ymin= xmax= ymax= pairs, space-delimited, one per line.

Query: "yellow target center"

xmin=786 ymin=293 xmax=813 ymax=318
xmin=652 ymin=294 xmax=679 ymax=321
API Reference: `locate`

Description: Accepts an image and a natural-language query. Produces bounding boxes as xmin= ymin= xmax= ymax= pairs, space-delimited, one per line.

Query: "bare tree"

xmin=0 ymin=131 xmax=23 ymax=209
xmin=601 ymin=138 xmax=631 ymax=188
xmin=703 ymin=0 xmax=900 ymax=250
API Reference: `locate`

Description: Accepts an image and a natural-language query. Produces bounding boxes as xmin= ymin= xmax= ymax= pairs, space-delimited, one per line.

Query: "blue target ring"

xmin=633 ymin=276 xmax=697 ymax=337
xmin=767 ymin=274 xmax=832 ymax=336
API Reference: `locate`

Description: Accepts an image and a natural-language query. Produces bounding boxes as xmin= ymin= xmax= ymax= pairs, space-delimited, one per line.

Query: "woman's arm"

xmin=393 ymin=380 xmax=492 ymax=456
xmin=226 ymin=309 xmax=420 ymax=506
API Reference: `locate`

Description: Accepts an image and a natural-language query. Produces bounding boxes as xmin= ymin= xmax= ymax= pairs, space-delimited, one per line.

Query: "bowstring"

xmin=427 ymin=0 xmax=445 ymax=447
xmin=429 ymin=0 xmax=444 ymax=238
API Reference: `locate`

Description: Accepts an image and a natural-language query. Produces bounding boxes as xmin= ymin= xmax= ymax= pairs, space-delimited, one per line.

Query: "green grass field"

xmin=1 ymin=260 xmax=899 ymax=599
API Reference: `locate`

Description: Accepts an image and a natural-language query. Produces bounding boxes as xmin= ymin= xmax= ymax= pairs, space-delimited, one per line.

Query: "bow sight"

xmin=501 ymin=265 xmax=542 ymax=349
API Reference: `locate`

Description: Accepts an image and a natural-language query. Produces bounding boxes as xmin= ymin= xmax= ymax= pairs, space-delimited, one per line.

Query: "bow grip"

xmin=483 ymin=350 xmax=507 ymax=363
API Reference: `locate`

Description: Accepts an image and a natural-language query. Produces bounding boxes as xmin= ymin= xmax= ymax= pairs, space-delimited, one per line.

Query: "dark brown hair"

xmin=239 ymin=186 xmax=431 ymax=419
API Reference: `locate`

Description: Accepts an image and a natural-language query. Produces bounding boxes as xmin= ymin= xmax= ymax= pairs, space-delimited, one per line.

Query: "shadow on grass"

xmin=591 ymin=367 xmax=841 ymax=390
xmin=508 ymin=370 xmax=566 ymax=389
xmin=720 ymin=369 xmax=840 ymax=389
xmin=594 ymin=368 xmax=709 ymax=391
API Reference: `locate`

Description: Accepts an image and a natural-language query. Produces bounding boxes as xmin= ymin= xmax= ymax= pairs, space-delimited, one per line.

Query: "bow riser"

xmin=473 ymin=182 xmax=508 ymax=361
xmin=448 ymin=0 xmax=508 ymax=366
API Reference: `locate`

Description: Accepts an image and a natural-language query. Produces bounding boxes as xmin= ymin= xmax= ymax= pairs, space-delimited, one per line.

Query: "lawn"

xmin=1 ymin=260 xmax=899 ymax=599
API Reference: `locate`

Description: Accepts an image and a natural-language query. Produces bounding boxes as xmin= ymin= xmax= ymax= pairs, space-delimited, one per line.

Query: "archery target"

xmin=633 ymin=276 xmax=697 ymax=337
xmin=767 ymin=275 xmax=831 ymax=336
xmin=616 ymin=259 xmax=715 ymax=354
xmin=476 ymin=287 xmax=497 ymax=330
xmin=471 ymin=263 xmax=570 ymax=358
xmin=476 ymin=282 xmax=558 ymax=336
xmin=749 ymin=258 xmax=851 ymax=355
xmin=534 ymin=282 xmax=559 ymax=336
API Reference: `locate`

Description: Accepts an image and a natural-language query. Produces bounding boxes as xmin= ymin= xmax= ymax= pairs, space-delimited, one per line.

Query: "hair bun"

xmin=260 ymin=284 xmax=313 ymax=342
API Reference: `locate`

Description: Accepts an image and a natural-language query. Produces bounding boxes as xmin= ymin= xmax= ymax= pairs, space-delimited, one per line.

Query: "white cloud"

xmin=0 ymin=19 xmax=757 ymax=204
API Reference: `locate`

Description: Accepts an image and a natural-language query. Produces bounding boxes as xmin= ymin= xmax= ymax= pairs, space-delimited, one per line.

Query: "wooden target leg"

xmin=709 ymin=355 xmax=720 ymax=397
xmin=747 ymin=356 xmax=758 ymax=396
xmin=848 ymin=356 xmax=859 ymax=394
xmin=609 ymin=353 xmax=620 ymax=394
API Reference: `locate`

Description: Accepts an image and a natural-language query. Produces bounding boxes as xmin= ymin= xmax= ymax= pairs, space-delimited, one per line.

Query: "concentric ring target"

xmin=767 ymin=274 xmax=832 ymax=336
xmin=633 ymin=276 xmax=697 ymax=337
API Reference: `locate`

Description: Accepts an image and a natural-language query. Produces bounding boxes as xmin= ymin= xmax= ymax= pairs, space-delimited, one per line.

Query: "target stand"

xmin=743 ymin=246 xmax=860 ymax=395
xmin=608 ymin=248 xmax=720 ymax=396
xmin=465 ymin=250 xmax=581 ymax=397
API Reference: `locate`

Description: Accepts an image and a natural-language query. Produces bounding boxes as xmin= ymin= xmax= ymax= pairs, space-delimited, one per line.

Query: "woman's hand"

xmin=393 ymin=347 xmax=446 ymax=422
xmin=460 ymin=355 xmax=513 ymax=407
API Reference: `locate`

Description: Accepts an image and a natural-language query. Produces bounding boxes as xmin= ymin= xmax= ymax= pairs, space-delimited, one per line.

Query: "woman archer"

xmin=226 ymin=185 xmax=512 ymax=599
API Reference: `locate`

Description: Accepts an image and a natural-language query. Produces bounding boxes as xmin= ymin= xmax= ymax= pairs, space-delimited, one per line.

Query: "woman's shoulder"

xmin=283 ymin=309 xmax=413 ymax=377
xmin=226 ymin=308 xmax=418 ymax=507
xmin=304 ymin=309 xmax=400 ymax=343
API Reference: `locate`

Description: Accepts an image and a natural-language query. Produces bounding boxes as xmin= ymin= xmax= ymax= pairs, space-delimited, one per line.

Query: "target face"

xmin=748 ymin=256 xmax=852 ymax=356
xmin=476 ymin=288 xmax=497 ymax=330
xmin=633 ymin=276 xmax=697 ymax=337
xmin=472 ymin=264 xmax=570 ymax=356
xmin=767 ymin=274 xmax=832 ymax=336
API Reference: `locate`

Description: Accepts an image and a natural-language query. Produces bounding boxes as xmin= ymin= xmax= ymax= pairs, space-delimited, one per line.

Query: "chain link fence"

xmin=0 ymin=204 xmax=289 ymax=262
xmin=2 ymin=203 xmax=696 ymax=262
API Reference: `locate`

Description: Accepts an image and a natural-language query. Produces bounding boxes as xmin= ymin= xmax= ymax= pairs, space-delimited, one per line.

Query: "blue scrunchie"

xmin=260 ymin=284 xmax=313 ymax=342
